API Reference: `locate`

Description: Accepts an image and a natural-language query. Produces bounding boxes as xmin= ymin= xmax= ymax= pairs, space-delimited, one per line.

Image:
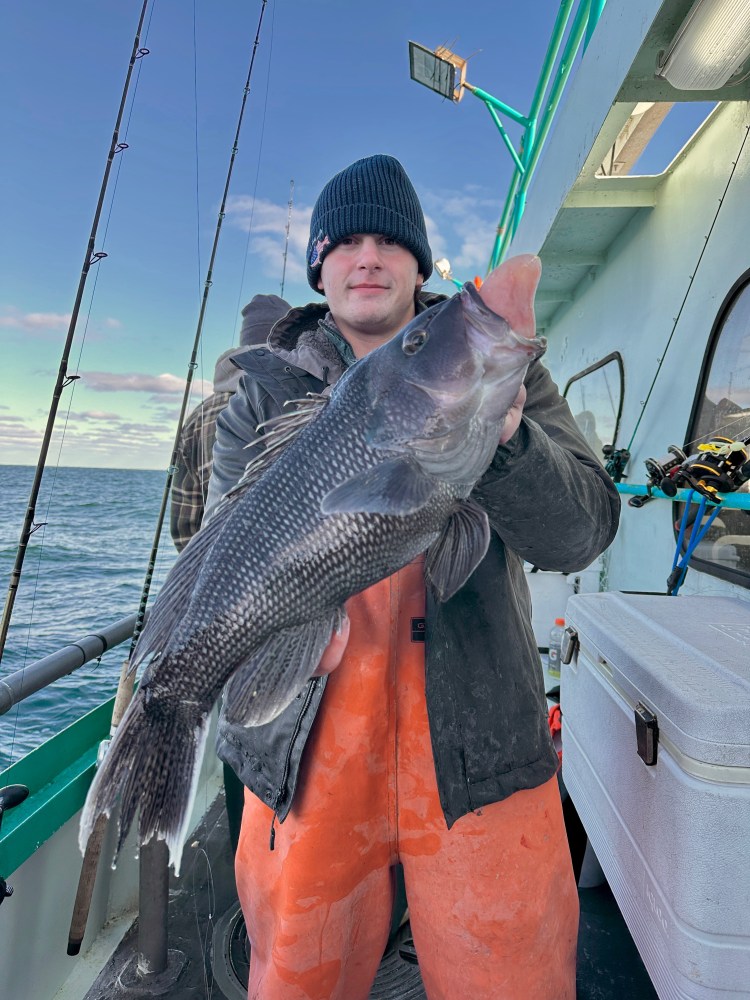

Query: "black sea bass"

xmin=80 ymin=255 xmax=546 ymax=871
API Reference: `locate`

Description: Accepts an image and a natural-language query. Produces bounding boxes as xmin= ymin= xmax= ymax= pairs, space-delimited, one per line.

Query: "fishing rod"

xmin=0 ymin=0 xmax=152 ymax=665
xmin=127 ymin=0 xmax=269 ymax=662
xmin=70 ymin=0 xmax=271 ymax=961
xmin=281 ymin=178 xmax=294 ymax=298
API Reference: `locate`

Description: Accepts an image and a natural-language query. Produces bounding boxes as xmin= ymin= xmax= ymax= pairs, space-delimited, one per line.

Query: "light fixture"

xmin=656 ymin=0 xmax=750 ymax=90
xmin=408 ymin=42 xmax=467 ymax=102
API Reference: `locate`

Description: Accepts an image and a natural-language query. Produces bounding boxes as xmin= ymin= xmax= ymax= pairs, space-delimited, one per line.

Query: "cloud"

xmin=105 ymin=318 xmax=122 ymax=329
xmin=68 ymin=410 xmax=122 ymax=421
xmin=0 ymin=311 xmax=72 ymax=330
xmin=225 ymin=187 xmax=500 ymax=287
xmin=0 ymin=414 xmax=44 ymax=446
xmin=0 ymin=407 xmax=189 ymax=470
xmin=81 ymin=371 xmax=213 ymax=396
xmin=421 ymin=189 xmax=499 ymax=275
xmin=225 ymin=195 xmax=314 ymax=283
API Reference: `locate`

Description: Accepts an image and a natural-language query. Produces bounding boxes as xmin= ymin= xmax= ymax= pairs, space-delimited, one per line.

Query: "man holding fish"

xmin=205 ymin=154 xmax=621 ymax=999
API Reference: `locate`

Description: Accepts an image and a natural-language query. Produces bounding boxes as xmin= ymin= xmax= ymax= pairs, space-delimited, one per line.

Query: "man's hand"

xmin=499 ymin=384 xmax=526 ymax=445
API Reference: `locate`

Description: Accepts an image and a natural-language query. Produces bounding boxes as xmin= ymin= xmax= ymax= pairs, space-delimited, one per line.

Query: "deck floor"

xmin=84 ymin=793 xmax=657 ymax=1000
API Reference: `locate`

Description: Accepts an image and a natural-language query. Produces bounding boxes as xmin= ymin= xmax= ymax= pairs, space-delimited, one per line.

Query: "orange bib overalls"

xmin=235 ymin=558 xmax=578 ymax=999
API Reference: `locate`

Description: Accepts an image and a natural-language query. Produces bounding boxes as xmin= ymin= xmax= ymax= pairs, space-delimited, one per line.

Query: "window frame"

xmin=562 ymin=351 xmax=625 ymax=458
xmin=679 ymin=268 xmax=750 ymax=590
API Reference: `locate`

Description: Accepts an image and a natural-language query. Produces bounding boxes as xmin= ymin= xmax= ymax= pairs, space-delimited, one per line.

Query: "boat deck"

xmin=83 ymin=793 xmax=657 ymax=999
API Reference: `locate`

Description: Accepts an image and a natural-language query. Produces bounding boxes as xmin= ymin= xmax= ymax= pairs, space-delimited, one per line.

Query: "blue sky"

xmin=0 ymin=1 xmax=707 ymax=469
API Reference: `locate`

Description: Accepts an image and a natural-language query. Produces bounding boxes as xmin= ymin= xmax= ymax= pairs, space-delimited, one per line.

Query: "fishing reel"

xmin=631 ymin=439 xmax=750 ymax=507
xmin=629 ymin=445 xmax=686 ymax=507
xmin=671 ymin=437 xmax=750 ymax=503
xmin=602 ymin=445 xmax=630 ymax=483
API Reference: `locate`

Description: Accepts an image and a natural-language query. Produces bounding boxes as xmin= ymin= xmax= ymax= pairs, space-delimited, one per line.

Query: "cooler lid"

xmin=565 ymin=592 xmax=750 ymax=768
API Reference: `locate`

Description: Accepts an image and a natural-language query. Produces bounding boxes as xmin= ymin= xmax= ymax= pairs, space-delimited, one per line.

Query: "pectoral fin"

xmin=223 ymin=608 xmax=347 ymax=726
xmin=321 ymin=458 xmax=434 ymax=516
xmin=425 ymin=499 xmax=491 ymax=602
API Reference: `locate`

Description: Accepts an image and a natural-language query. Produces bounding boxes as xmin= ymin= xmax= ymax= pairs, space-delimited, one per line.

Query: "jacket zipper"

xmin=268 ymin=679 xmax=318 ymax=850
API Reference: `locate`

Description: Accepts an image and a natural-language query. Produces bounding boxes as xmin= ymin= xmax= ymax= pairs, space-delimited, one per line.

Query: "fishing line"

xmin=191 ymin=845 xmax=217 ymax=999
xmin=1 ymin=2 xmax=159 ymax=770
xmin=191 ymin=0 xmax=207 ymax=498
xmin=0 ymin=0 xmax=155 ymax=666
xmin=232 ymin=0 xmax=277 ymax=347
xmin=128 ymin=0 xmax=271 ymax=661
xmin=624 ymin=119 xmax=750 ymax=459
xmin=193 ymin=0 xmax=203 ymax=306
xmin=2 ymin=0 xmax=161 ymax=764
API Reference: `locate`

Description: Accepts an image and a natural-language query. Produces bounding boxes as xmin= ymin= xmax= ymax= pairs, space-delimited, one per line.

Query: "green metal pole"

xmin=465 ymin=85 xmax=528 ymax=126
xmin=482 ymin=102 xmax=526 ymax=174
xmin=584 ymin=0 xmax=607 ymax=51
xmin=488 ymin=0 xmax=576 ymax=270
xmin=526 ymin=0 xmax=577 ymax=130
xmin=496 ymin=0 xmax=594 ymax=262
xmin=489 ymin=170 xmax=523 ymax=271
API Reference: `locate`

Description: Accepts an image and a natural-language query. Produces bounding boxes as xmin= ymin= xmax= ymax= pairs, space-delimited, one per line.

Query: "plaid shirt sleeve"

xmin=170 ymin=391 xmax=234 ymax=552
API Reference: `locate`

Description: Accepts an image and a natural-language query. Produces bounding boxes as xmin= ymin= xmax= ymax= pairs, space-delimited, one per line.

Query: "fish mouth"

xmin=461 ymin=282 xmax=546 ymax=357
xmin=403 ymin=379 xmax=473 ymax=407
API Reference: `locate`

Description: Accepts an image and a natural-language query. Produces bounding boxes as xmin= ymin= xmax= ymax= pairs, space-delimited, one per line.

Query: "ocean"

xmin=0 ymin=465 xmax=177 ymax=769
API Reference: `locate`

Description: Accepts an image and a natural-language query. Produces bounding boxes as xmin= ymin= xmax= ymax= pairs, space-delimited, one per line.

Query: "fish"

xmin=79 ymin=255 xmax=546 ymax=873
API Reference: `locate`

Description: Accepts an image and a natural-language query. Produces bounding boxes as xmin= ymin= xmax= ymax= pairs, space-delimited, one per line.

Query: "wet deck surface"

xmin=84 ymin=793 xmax=657 ymax=999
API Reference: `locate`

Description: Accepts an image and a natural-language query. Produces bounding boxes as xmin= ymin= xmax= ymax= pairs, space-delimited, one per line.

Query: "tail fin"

xmin=79 ymin=692 xmax=209 ymax=876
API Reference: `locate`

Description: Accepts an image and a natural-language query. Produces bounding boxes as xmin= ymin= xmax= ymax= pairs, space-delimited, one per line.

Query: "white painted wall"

xmin=517 ymin=101 xmax=750 ymax=597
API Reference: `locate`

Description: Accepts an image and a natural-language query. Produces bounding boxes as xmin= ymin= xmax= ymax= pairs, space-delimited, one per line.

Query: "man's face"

xmin=317 ymin=234 xmax=424 ymax=352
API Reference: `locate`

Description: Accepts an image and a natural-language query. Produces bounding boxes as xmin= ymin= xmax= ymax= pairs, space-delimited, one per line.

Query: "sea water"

xmin=0 ymin=465 xmax=177 ymax=767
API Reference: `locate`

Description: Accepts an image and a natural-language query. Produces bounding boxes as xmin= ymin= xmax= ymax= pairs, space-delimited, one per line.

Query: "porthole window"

xmin=563 ymin=353 xmax=624 ymax=465
xmin=680 ymin=274 xmax=750 ymax=588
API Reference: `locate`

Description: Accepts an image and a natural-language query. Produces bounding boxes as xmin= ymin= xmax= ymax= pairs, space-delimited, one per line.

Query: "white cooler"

xmin=561 ymin=592 xmax=750 ymax=1000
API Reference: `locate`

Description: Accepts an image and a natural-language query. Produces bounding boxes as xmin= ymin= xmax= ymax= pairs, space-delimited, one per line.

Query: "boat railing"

xmin=0 ymin=612 xmax=140 ymax=716
xmin=0 ymin=608 xmax=183 ymax=984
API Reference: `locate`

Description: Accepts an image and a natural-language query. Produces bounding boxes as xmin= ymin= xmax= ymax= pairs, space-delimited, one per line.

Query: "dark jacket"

xmin=207 ymin=293 xmax=620 ymax=829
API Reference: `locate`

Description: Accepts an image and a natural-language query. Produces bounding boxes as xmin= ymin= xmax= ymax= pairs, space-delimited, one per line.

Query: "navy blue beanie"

xmin=306 ymin=154 xmax=433 ymax=293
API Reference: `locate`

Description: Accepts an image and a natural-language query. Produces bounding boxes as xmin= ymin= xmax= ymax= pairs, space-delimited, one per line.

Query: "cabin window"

xmin=680 ymin=275 xmax=750 ymax=588
xmin=563 ymin=353 xmax=624 ymax=465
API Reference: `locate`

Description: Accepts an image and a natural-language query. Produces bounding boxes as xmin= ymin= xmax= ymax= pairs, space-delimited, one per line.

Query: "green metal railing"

xmin=0 ymin=697 xmax=113 ymax=875
xmin=616 ymin=483 xmax=750 ymax=509
xmin=458 ymin=0 xmax=607 ymax=271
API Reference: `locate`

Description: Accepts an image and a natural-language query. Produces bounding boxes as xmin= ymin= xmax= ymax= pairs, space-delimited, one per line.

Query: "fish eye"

xmin=403 ymin=329 xmax=429 ymax=356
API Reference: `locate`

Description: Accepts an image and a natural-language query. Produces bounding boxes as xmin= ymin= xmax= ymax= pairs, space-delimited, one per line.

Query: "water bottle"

xmin=548 ymin=617 xmax=565 ymax=679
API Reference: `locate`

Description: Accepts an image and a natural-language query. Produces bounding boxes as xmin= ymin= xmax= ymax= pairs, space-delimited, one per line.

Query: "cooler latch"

xmin=635 ymin=703 xmax=659 ymax=765
xmin=561 ymin=626 xmax=578 ymax=665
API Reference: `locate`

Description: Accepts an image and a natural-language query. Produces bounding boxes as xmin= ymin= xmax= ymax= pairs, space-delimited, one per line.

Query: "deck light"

xmin=656 ymin=0 xmax=750 ymax=90
xmin=408 ymin=42 xmax=467 ymax=102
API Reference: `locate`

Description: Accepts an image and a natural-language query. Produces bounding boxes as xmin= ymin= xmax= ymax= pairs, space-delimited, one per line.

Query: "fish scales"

xmin=79 ymin=273 xmax=546 ymax=872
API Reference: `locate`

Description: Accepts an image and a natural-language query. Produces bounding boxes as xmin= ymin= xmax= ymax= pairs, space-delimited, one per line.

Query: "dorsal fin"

xmin=130 ymin=393 xmax=328 ymax=677
xmin=233 ymin=392 xmax=329 ymax=493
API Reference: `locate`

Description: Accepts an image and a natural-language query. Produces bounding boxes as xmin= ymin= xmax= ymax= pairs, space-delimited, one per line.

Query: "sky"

xmin=0 ymin=0 xmax=709 ymax=470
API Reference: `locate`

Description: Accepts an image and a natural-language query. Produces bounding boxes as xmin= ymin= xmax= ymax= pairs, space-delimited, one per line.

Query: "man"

xmin=206 ymin=154 xmax=620 ymax=999
xmin=170 ymin=293 xmax=290 ymax=552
